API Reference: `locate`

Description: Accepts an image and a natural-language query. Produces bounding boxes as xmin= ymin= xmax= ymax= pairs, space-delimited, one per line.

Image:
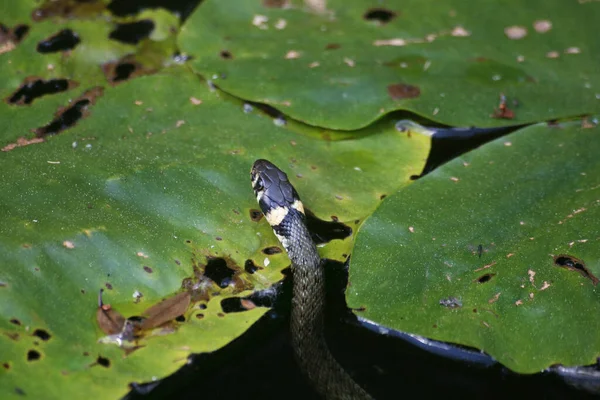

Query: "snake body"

xmin=251 ymin=159 xmax=373 ymax=400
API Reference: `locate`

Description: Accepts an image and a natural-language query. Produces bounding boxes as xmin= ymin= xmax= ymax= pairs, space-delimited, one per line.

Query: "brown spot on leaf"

xmin=262 ymin=246 xmax=282 ymax=255
xmin=140 ymin=292 xmax=191 ymax=330
xmin=491 ymin=93 xmax=515 ymax=119
xmin=96 ymin=290 xmax=126 ymax=335
xmin=325 ymin=43 xmax=341 ymax=50
xmin=10 ymin=318 xmax=21 ymax=326
xmin=33 ymin=86 xmax=104 ymax=138
xmin=105 ymin=282 xmax=113 ymax=290
xmin=103 ymin=55 xmax=157 ymax=85
xmin=143 ymin=266 xmax=153 ymax=273
xmin=240 ymin=299 xmax=256 ymax=310
xmin=220 ymin=50 xmax=233 ymax=59
xmin=2 ymin=137 xmax=45 ymax=152
xmin=249 ymin=209 xmax=263 ymax=222
xmin=32 ymin=0 xmax=105 ymax=21
xmin=195 ymin=313 xmax=204 ymax=319
xmin=263 ymin=0 xmax=289 ymax=7
xmin=2 ymin=362 xmax=9 ymax=370
xmin=387 ymin=83 xmax=420 ymax=100
xmin=553 ymin=254 xmax=599 ymax=285
xmin=0 ymin=23 xmax=29 ymax=54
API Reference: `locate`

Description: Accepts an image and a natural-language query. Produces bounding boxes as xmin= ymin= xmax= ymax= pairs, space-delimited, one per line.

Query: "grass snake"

xmin=251 ymin=159 xmax=373 ymax=400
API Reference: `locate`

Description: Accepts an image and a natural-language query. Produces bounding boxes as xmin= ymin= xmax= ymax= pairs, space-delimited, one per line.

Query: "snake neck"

xmin=277 ymin=211 xmax=373 ymax=400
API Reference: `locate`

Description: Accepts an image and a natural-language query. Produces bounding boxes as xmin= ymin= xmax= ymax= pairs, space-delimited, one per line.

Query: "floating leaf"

xmin=347 ymin=119 xmax=600 ymax=373
xmin=180 ymin=0 xmax=600 ymax=129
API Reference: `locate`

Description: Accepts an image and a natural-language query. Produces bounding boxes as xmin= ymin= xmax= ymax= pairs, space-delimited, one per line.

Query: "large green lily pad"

xmin=179 ymin=0 xmax=600 ymax=130
xmin=0 ymin=19 xmax=430 ymax=396
xmin=347 ymin=118 xmax=600 ymax=373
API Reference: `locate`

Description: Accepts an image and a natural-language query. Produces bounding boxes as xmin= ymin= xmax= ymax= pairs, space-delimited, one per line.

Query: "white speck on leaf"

xmin=451 ymin=26 xmax=470 ymax=37
xmin=275 ymin=19 xmax=287 ymax=30
xmin=504 ymin=26 xmax=527 ymax=39
xmin=285 ymin=50 xmax=301 ymax=59
xmin=252 ymin=15 xmax=269 ymax=29
xmin=533 ymin=20 xmax=552 ymax=33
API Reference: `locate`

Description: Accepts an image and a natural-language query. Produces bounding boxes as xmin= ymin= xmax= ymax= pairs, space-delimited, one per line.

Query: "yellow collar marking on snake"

xmin=264 ymin=206 xmax=289 ymax=226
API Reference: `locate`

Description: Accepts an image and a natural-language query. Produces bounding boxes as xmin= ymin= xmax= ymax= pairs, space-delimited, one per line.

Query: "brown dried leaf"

xmin=140 ymin=292 xmax=191 ymax=330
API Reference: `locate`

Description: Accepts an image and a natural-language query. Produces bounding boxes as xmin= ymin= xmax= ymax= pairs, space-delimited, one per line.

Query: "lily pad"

xmin=179 ymin=0 xmax=600 ymax=130
xmin=347 ymin=118 xmax=600 ymax=373
xmin=0 ymin=43 xmax=430 ymax=400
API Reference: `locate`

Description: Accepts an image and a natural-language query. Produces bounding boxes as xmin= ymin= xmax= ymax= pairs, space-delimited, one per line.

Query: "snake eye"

xmin=253 ymin=178 xmax=264 ymax=193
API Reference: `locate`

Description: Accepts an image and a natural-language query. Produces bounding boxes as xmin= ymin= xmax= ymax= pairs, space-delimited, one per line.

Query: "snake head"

xmin=251 ymin=159 xmax=305 ymax=224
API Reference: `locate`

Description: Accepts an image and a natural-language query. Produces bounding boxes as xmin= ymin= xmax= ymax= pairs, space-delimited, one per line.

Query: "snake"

xmin=251 ymin=159 xmax=373 ymax=400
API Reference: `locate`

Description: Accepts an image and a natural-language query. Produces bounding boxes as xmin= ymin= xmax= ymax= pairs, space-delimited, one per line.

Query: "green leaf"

xmin=179 ymin=0 xmax=600 ymax=130
xmin=347 ymin=119 xmax=600 ymax=373
xmin=1 ymin=19 xmax=431 ymax=397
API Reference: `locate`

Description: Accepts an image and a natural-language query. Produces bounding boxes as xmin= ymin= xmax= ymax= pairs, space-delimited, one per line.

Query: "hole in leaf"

xmin=204 ymin=257 xmax=235 ymax=288
xmin=9 ymin=318 xmax=21 ymax=326
xmin=37 ymin=29 xmax=80 ymax=53
xmin=553 ymin=254 xmax=599 ymax=285
xmin=27 ymin=349 xmax=41 ymax=361
xmin=262 ymin=246 xmax=282 ymax=255
xmin=103 ymin=56 xmax=156 ymax=85
xmin=96 ymin=355 xmax=110 ymax=367
xmin=109 ymin=20 xmax=154 ymax=45
xmin=476 ymin=273 xmax=496 ymax=283
xmin=175 ymin=315 xmax=185 ymax=322
xmin=113 ymin=63 xmax=136 ymax=82
xmin=221 ymin=297 xmax=246 ymax=313
xmin=249 ymin=209 xmax=263 ymax=222
xmin=305 ymin=209 xmax=352 ymax=245
xmin=12 ymin=25 xmax=29 ymax=41
xmin=0 ymin=23 xmax=29 ymax=53
xmin=107 ymin=0 xmax=202 ymax=22
xmin=6 ymin=77 xmax=78 ymax=106
xmin=33 ymin=86 xmax=104 ymax=138
xmin=244 ymin=259 xmax=261 ymax=274
xmin=363 ymin=8 xmax=397 ymax=24
xmin=143 ymin=266 xmax=153 ymax=273
xmin=195 ymin=313 xmax=204 ymax=319
xmin=220 ymin=50 xmax=233 ymax=59
xmin=32 ymin=329 xmax=51 ymax=341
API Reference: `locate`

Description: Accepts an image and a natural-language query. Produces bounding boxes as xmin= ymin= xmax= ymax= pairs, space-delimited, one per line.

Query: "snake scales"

xmin=251 ymin=159 xmax=373 ymax=400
